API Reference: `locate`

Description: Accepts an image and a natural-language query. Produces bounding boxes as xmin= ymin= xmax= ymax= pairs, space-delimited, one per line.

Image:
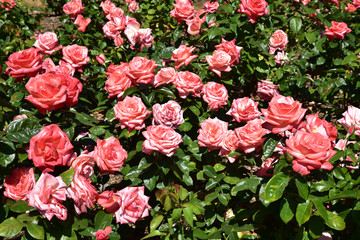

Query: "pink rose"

xmin=68 ymin=150 xmax=95 ymax=178
xmin=293 ymin=0 xmax=311 ymax=5
xmin=104 ymin=72 xmax=133 ymax=99
xmin=261 ymin=95 xmax=307 ymax=134
xmin=74 ymin=14 xmax=91 ymax=32
xmin=227 ymin=97 xmax=262 ymax=123
xmin=152 ymin=100 xmax=184 ymax=128
xmin=171 ymin=45 xmax=198 ymax=70
xmin=325 ymin=21 xmax=352 ymax=40
xmin=152 ymin=67 xmax=177 ymax=87
xmin=28 ymin=173 xmax=67 ymax=220
xmin=215 ymin=38 xmax=242 ymax=66
xmin=202 ymin=82 xmax=228 ymax=111
xmin=238 ymin=0 xmax=269 ymax=23
xmin=142 ymin=125 xmax=183 ymax=157
xmin=25 ymin=72 xmax=83 ymax=114
xmin=274 ymin=51 xmax=289 ymax=65
xmin=96 ymin=54 xmax=106 ymax=64
xmin=256 ymin=157 xmax=277 ymax=177
xmin=114 ymin=35 xmax=124 ymax=46
xmin=256 ymin=79 xmax=279 ymax=101
xmin=96 ymin=226 xmax=112 ymax=240
xmin=198 ymin=117 xmax=228 ymax=151
xmin=128 ymin=1 xmax=139 ymax=12
xmin=67 ymin=173 xmax=98 ymax=214
xmin=28 ymin=124 xmax=74 ymax=173
xmin=185 ymin=15 xmax=205 ymax=35
xmin=98 ymin=190 xmax=121 ymax=213
xmin=63 ymin=0 xmax=84 ymax=19
xmin=42 ymin=59 xmax=76 ymax=76
xmin=106 ymin=62 xmax=129 ymax=76
xmin=219 ymin=130 xmax=240 ymax=163
xmin=354 ymin=0 xmax=360 ymax=7
xmin=62 ymin=44 xmax=90 ymax=70
xmin=170 ymin=0 xmax=195 ymax=24
xmin=174 ymin=71 xmax=203 ymax=98
xmin=127 ymin=56 xmax=157 ymax=84
xmin=269 ymin=30 xmax=288 ymax=54
xmin=34 ymin=32 xmax=62 ymax=55
xmin=5 ymin=47 xmax=43 ymax=80
xmin=203 ymin=1 xmax=219 ymax=13
xmin=297 ymin=113 xmax=338 ymax=141
xmin=100 ymin=0 xmax=116 ymax=15
xmin=338 ymin=105 xmax=360 ymax=136
xmin=13 ymin=114 xmax=28 ymax=120
xmin=106 ymin=7 xmax=124 ymax=22
xmin=1 ymin=0 xmax=16 ymax=10
xmin=206 ymin=50 xmax=232 ymax=77
xmin=286 ymin=130 xmax=335 ymax=175
xmin=94 ymin=136 xmax=128 ymax=174
xmin=235 ymin=118 xmax=269 ymax=153
xmin=114 ymin=186 xmax=151 ymax=224
xmin=103 ymin=22 xmax=120 ymax=39
xmin=4 ymin=167 xmax=35 ymax=201
xmin=345 ymin=3 xmax=357 ymax=12
xmin=114 ymin=96 xmax=152 ymax=131
xmin=136 ymin=28 xmax=154 ymax=49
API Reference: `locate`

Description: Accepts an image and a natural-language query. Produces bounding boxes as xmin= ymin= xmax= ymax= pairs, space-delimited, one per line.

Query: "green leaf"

xmin=0 ymin=138 xmax=15 ymax=167
xmin=89 ymin=126 xmax=106 ymax=136
xmin=6 ymin=118 xmax=42 ymax=143
xmin=313 ymin=200 xmax=346 ymax=231
xmin=122 ymin=87 xmax=139 ymax=98
xmin=262 ymin=138 xmax=279 ymax=159
xmin=189 ymin=106 xmax=201 ymax=116
xmin=280 ymin=198 xmax=294 ymax=224
xmin=171 ymin=208 xmax=182 ymax=221
xmin=259 ymin=173 xmax=291 ymax=206
xmin=0 ymin=217 xmax=23 ymax=238
xmin=60 ymin=168 xmax=75 ymax=186
xmin=8 ymin=200 xmax=35 ymax=213
xmin=342 ymin=54 xmax=358 ymax=65
xmin=183 ymin=207 xmax=193 ymax=227
xmin=289 ymin=17 xmax=302 ymax=33
xmin=231 ymin=177 xmax=262 ymax=196
xmin=141 ymin=230 xmax=166 ymax=240
xmin=178 ymin=122 xmax=192 ymax=132
xmin=224 ymin=176 xmax=241 ymax=185
xmin=214 ymin=163 xmax=226 ymax=172
xmin=144 ymin=175 xmax=158 ymax=191
xmin=295 ymin=176 xmax=309 ymax=200
xmin=95 ymin=211 xmax=113 ymax=230
xmin=208 ymin=27 xmax=222 ymax=40
xmin=163 ymin=196 xmax=172 ymax=211
xmin=158 ymin=47 xmax=176 ymax=59
xmin=203 ymin=165 xmax=217 ymax=178
xmin=27 ymin=222 xmax=44 ymax=239
xmin=218 ymin=194 xmax=228 ymax=206
xmin=150 ymin=215 xmax=164 ymax=232
xmin=106 ymin=108 xmax=115 ymax=122
xmin=296 ymin=201 xmax=312 ymax=226
xmin=305 ymin=32 xmax=317 ymax=44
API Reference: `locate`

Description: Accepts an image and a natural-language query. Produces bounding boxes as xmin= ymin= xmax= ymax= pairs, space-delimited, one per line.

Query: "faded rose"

xmin=206 ymin=50 xmax=232 ymax=77
xmin=227 ymin=97 xmax=262 ymax=123
xmin=235 ymin=119 xmax=269 ymax=153
xmin=203 ymin=1 xmax=219 ymax=13
xmin=238 ymin=0 xmax=269 ymax=23
xmin=202 ymin=82 xmax=228 ymax=111
xmin=219 ymin=130 xmax=240 ymax=163
xmin=256 ymin=79 xmax=279 ymax=101
xmin=325 ymin=21 xmax=352 ymax=40
xmin=174 ymin=71 xmax=203 ymax=98
xmin=171 ymin=45 xmax=198 ymax=70
xmin=198 ymin=117 xmax=228 ymax=151
xmin=152 ymin=100 xmax=184 ymax=128
xmin=68 ymin=151 xmax=95 ymax=179
xmin=128 ymin=1 xmax=139 ymax=12
xmin=100 ymin=0 xmax=116 ymax=15
xmin=269 ymin=29 xmax=288 ymax=54
xmin=4 ymin=167 xmax=35 ymax=201
xmin=338 ymin=105 xmax=360 ymax=136
xmin=297 ymin=113 xmax=338 ymax=141
xmin=34 ymin=32 xmax=62 ymax=55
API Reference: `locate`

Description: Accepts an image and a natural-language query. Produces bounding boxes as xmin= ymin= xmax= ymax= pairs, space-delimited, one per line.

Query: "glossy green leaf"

xmin=27 ymin=222 xmax=44 ymax=240
xmin=183 ymin=207 xmax=193 ymax=227
xmin=0 ymin=138 xmax=15 ymax=167
xmin=295 ymin=176 xmax=309 ymax=200
xmin=0 ymin=217 xmax=23 ymax=238
xmin=6 ymin=118 xmax=42 ymax=143
xmin=95 ymin=211 xmax=113 ymax=230
xmin=296 ymin=201 xmax=312 ymax=226
xmin=280 ymin=197 xmax=294 ymax=224
xmin=289 ymin=17 xmax=302 ymax=33
xmin=262 ymin=138 xmax=279 ymax=159
xmin=231 ymin=177 xmax=262 ymax=196
xmin=60 ymin=168 xmax=75 ymax=186
xmin=150 ymin=215 xmax=164 ymax=232
xmin=259 ymin=173 xmax=291 ymax=206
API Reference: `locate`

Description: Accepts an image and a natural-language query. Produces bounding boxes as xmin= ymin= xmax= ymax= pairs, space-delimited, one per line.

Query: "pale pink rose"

xmin=114 ymin=35 xmax=124 ymax=46
xmin=186 ymin=15 xmax=205 ymax=35
xmin=297 ymin=113 xmax=338 ymax=141
xmin=238 ymin=0 xmax=269 ymax=23
xmin=28 ymin=173 xmax=67 ymax=221
xmin=114 ymin=186 xmax=151 ymax=224
xmin=338 ymin=106 xmax=360 ymax=136
xmin=63 ymin=0 xmax=84 ymax=19
xmin=67 ymin=173 xmax=98 ymax=214
xmin=215 ymin=38 xmax=242 ymax=66
xmin=126 ymin=16 xmax=140 ymax=29
xmin=227 ymin=97 xmax=262 ymax=123
xmin=198 ymin=117 xmax=228 ymax=151
xmin=34 ymin=32 xmax=62 ymax=55
xmin=202 ymin=82 xmax=228 ymax=111
xmin=28 ymin=124 xmax=74 ymax=173
xmin=206 ymin=50 xmax=232 ymax=77
xmin=203 ymin=1 xmax=219 ymax=13
xmin=106 ymin=62 xmax=129 ymax=76
xmin=74 ymin=14 xmax=91 ymax=32
xmin=96 ymin=54 xmax=106 ymax=64
xmin=286 ymin=130 xmax=335 ymax=175
xmin=124 ymin=24 xmax=139 ymax=46
xmin=100 ymin=0 xmax=116 ymax=15
xmin=94 ymin=136 xmax=128 ymax=174
xmin=129 ymin=1 xmax=139 ymax=12
xmin=96 ymin=226 xmax=112 ymax=240
xmin=256 ymin=79 xmax=279 ymax=101
xmin=334 ymin=140 xmax=359 ymax=170
xmin=13 ymin=114 xmax=28 ymax=120
xmin=1 ymin=0 xmax=16 ymax=10
xmin=219 ymin=130 xmax=240 ymax=163
xmin=171 ymin=45 xmax=198 ymax=70
xmin=98 ymin=190 xmax=121 ymax=213
xmin=325 ymin=21 xmax=352 ymax=40
xmin=142 ymin=125 xmax=183 ymax=157
xmin=62 ymin=44 xmax=90 ymax=69
xmin=68 ymin=150 xmax=95 ymax=179
xmin=104 ymin=72 xmax=133 ymax=99
xmin=152 ymin=100 xmax=184 ymax=128
xmin=103 ymin=22 xmax=120 ymax=39
xmin=335 ymin=139 xmax=356 ymax=151
xmin=112 ymin=13 xmax=127 ymax=31
xmin=345 ymin=3 xmax=357 ymax=12
xmin=127 ymin=56 xmax=157 ymax=84
xmin=152 ymin=67 xmax=177 ymax=87
xmin=170 ymin=0 xmax=195 ymax=24
xmin=4 ymin=167 xmax=35 ymax=201
xmin=256 ymin=157 xmax=277 ymax=177
xmin=269 ymin=30 xmax=288 ymax=54
xmin=136 ymin=28 xmax=154 ymax=49
xmin=274 ymin=51 xmax=288 ymax=65
xmin=235 ymin=118 xmax=269 ymax=153
xmin=114 ymin=96 xmax=152 ymax=131
xmin=174 ymin=71 xmax=203 ymax=98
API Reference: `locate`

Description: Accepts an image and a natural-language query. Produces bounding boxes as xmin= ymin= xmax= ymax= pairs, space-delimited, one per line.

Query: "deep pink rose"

xmin=198 ymin=117 xmax=228 ymax=151
xmin=28 ymin=124 xmax=74 ymax=173
xmin=215 ymin=38 xmax=242 ymax=66
xmin=142 ymin=125 xmax=183 ymax=157
xmin=34 ymin=32 xmax=62 ymax=55
xmin=62 ymin=44 xmax=90 ymax=69
xmin=63 ymin=0 xmax=84 ymax=19
xmin=206 ymin=50 xmax=232 ymax=77
xmin=219 ymin=130 xmax=240 ymax=163
xmin=174 ymin=71 xmax=203 ymax=98
xmin=28 ymin=173 xmax=67 ymax=220
xmin=1 ymin=0 xmax=16 ymax=10
xmin=129 ymin=1 xmax=139 ymax=12
xmin=152 ymin=100 xmax=184 ymax=128
xmin=100 ymin=0 xmax=116 ymax=15
xmin=325 ymin=21 xmax=352 ymax=40
xmin=297 ymin=113 xmax=338 ymax=141
xmin=25 ymin=72 xmax=83 ymax=114
xmin=94 ymin=136 xmax=128 ymax=174
xmin=235 ymin=118 xmax=269 ymax=153
xmin=202 ymin=82 xmax=228 ymax=111
xmin=127 ymin=56 xmax=157 ymax=84
xmin=286 ymin=130 xmax=335 ymax=175
xmin=171 ymin=45 xmax=198 ymax=70
xmin=96 ymin=226 xmax=112 ymax=240
xmin=238 ymin=0 xmax=269 ymax=23
xmin=203 ymin=1 xmax=219 ymax=13
xmin=227 ymin=97 xmax=262 ymax=123
xmin=74 ymin=14 xmax=91 ymax=32
xmin=98 ymin=190 xmax=121 ymax=213
xmin=4 ymin=167 xmax=35 ymax=201
xmin=170 ymin=0 xmax=195 ymax=24
xmin=104 ymin=72 xmax=133 ymax=99
xmin=115 ymin=186 xmax=151 ymax=224
xmin=256 ymin=79 xmax=279 ymax=101
xmin=269 ymin=30 xmax=288 ymax=54
xmin=338 ymin=106 xmax=360 ymax=136
xmin=152 ymin=67 xmax=177 ymax=87
xmin=68 ymin=150 xmax=95 ymax=179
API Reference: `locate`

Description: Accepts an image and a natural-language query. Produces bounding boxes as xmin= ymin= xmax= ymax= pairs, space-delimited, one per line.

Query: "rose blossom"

xmin=238 ymin=0 xmax=269 ymax=23
xmin=186 ymin=15 xmax=205 ymax=35
xmin=13 ymin=114 xmax=28 ymax=120
xmin=325 ymin=21 xmax=352 ymax=40
xmin=338 ymin=105 xmax=360 ymax=136
xmin=261 ymin=95 xmax=307 ymax=134
xmin=198 ymin=117 xmax=228 ymax=151
xmin=5 ymin=47 xmax=43 ymax=80
xmin=1 ymin=0 xmax=16 ymax=10
xmin=25 ymin=72 xmax=83 ymax=114
xmin=286 ymin=130 xmax=336 ymax=175
xmin=114 ymin=35 xmax=124 ymax=46
xmin=345 ymin=3 xmax=357 ymax=12
xmin=34 ymin=32 xmax=62 ymax=55
xmin=103 ymin=21 xmax=120 ymax=39
xmin=170 ymin=0 xmax=195 ymax=24
xmin=297 ymin=113 xmax=338 ymax=141
xmin=171 ymin=45 xmax=198 ymax=70
xmin=62 ymin=44 xmax=90 ymax=70
xmin=354 ymin=0 xmax=360 ymax=7
xmin=74 ymin=14 xmax=91 ymax=32
xmin=127 ymin=56 xmax=157 ymax=84
xmin=63 ymin=0 xmax=84 ymax=19
xmin=215 ymin=38 xmax=242 ymax=66
xmin=42 ymin=59 xmax=76 ymax=76
xmin=114 ymin=96 xmax=152 ymax=131
xmin=106 ymin=62 xmax=129 ymax=76
xmin=142 ymin=125 xmax=183 ymax=157
xmin=114 ymin=186 xmax=151 ymax=224
xmin=94 ymin=136 xmax=128 ymax=174
xmin=106 ymin=7 xmax=125 ymax=22
xmin=28 ymin=124 xmax=74 ymax=173
xmin=227 ymin=97 xmax=262 ymax=123
xmin=28 ymin=173 xmax=67 ymax=221
xmin=219 ymin=130 xmax=240 ymax=163
xmin=202 ymin=82 xmax=228 ymax=111
xmin=100 ymin=0 xmax=116 ymax=15
xmin=174 ymin=71 xmax=203 ymax=98
xmin=68 ymin=150 xmax=95 ymax=179
xmin=256 ymin=157 xmax=277 ymax=177
xmin=256 ymin=79 xmax=279 ymax=101
xmin=96 ymin=54 xmax=106 ymax=64
xmin=152 ymin=100 xmax=184 ymax=128
xmin=274 ymin=51 xmax=289 ymax=65
xmin=104 ymin=72 xmax=133 ymax=99
xmin=98 ymin=190 xmax=121 ymax=213
xmin=293 ymin=0 xmax=311 ymax=5
xmin=124 ymin=24 xmax=154 ymax=49
xmin=95 ymin=226 xmax=112 ymax=240
xmin=206 ymin=50 xmax=232 ymax=77
xmin=152 ymin=67 xmax=177 ymax=87
xmin=203 ymin=1 xmax=219 ymax=13
xmin=235 ymin=119 xmax=269 ymax=153
xmin=269 ymin=30 xmax=288 ymax=54
xmin=129 ymin=1 xmax=139 ymax=12
xmin=4 ymin=167 xmax=35 ymax=201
